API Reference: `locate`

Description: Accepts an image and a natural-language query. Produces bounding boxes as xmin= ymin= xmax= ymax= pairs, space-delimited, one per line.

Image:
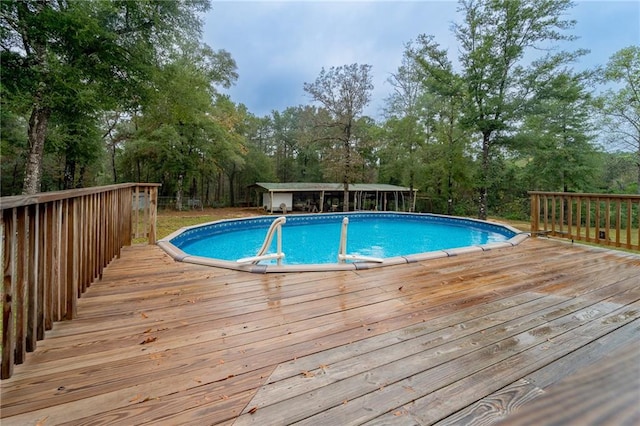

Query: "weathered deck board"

xmin=494 ymin=341 xmax=640 ymax=426
xmin=432 ymin=319 xmax=640 ymax=425
xmin=1 ymin=238 xmax=639 ymax=425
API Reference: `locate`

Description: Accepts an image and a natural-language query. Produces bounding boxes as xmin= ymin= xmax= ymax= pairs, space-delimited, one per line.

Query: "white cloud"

xmin=204 ymin=0 xmax=639 ymax=118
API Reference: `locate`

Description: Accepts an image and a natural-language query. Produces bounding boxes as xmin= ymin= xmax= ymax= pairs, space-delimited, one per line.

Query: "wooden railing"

xmin=1 ymin=183 xmax=159 ymax=379
xmin=529 ymin=191 xmax=640 ymax=251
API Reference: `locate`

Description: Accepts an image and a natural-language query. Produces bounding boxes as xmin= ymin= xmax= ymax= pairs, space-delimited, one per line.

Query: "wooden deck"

xmin=1 ymin=238 xmax=639 ymax=425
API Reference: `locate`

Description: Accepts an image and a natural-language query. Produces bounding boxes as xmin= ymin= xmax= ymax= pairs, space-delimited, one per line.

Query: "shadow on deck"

xmin=1 ymin=238 xmax=639 ymax=425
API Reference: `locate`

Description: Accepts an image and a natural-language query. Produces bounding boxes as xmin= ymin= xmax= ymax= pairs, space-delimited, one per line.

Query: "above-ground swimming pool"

xmin=158 ymin=212 xmax=527 ymax=273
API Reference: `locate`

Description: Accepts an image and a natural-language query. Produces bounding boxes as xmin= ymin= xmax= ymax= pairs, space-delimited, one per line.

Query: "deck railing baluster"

xmin=529 ymin=192 xmax=640 ymax=251
xmin=0 ymin=183 xmax=160 ymax=379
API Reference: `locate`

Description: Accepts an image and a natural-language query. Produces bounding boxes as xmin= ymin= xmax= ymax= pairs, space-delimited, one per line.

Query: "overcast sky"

xmin=203 ymin=1 xmax=640 ymax=119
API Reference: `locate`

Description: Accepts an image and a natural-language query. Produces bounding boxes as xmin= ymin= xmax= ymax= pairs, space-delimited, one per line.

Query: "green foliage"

xmin=514 ymin=71 xmax=599 ymax=192
xmin=2 ymin=0 xmax=636 ymax=219
xmin=598 ymin=46 xmax=640 ymax=193
xmin=596 ymin=152 xmax=639 ymax=193
xmin=0 ymin=0 xmax=211 ymax=194
xmin=0 ymin=97 xmax=27 ymax=194
xmin=377 ymin=0 xmax=604 ymax=219
xmin=304 ymin=63 xmax=374 ymax=210
xmin=454 ymin=0 xmax=578 ymax=218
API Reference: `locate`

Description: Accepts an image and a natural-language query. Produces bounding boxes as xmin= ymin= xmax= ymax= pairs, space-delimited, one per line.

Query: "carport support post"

xmin=270 ymin=191 xmax=274 ymax=214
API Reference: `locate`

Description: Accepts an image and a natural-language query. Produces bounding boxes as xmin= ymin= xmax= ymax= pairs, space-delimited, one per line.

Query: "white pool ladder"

xmin=237 ymin=216 xmax=286 ymax=265
xmin=338 ymin=217 xmax=384 ymax=264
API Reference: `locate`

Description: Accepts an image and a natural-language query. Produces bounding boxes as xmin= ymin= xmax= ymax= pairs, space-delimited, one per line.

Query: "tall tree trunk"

xmin=190 ymin=177 xmax=197 ymax=200
xmin=227 ymin=163 xmax=237 ymax=207
xmin=77 ymin=165 xmax=86 ymax=188
xmin=478 ymin=132 xmax=491 ymax=220
xmin=205 ymin=179 xmax=210 ymax=206
xmin=447 ymin=110 xmax=454 ymax=216
xmin=22 ymin=106 xmax=51 ymax=195
xmin=176 ymin=174 xmax=184 ymax=211
xmin=636 ymin=161 xmax=640 ymax=194
xmin=636 ymin=142 xmax=640 ymax=194
xmin=409 ymin=169 xmax=415 ymax=213
xmin=11 ymin=162 xmax=21 ymax=194
xmin=111 ymin=142 xmax=118 ymax=184
xmin=63 ymin=159 xmax=76 ymax=190
xmin=343 ymin=138 xmax=351 ymax=212
xmin=215 ymin=171 xmax=222 ymax=203
xmin=228 ymin=167 xmax=236 ymax=207
xmin=447 ymin=170 xmax=453 ymax=215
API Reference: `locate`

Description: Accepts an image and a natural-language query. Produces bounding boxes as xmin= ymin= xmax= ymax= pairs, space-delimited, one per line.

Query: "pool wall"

xmin=157 ymin=212 xmax=529 ymax=273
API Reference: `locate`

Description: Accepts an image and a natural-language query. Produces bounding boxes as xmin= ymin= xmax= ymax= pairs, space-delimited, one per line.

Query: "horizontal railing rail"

xmin=1 ymin=183 xmax=160 ymax=379
xmin=529 ymin=191 xmax=640 ymax=251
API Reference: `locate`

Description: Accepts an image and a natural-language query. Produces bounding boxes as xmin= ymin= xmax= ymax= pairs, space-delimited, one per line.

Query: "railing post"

xmin=44 ymin=202 xmax=53 ymax=331
xmin=575 ymin=197 xmax=582 ymax=240
xmin=1 ymin=182 xmax=162 ymax=379
xmin=530 ymin=193 xmax=540 ymax=237
xmin=15 ymin=207 xmax=27 ymax=364
xmin=1 ymin=209 xmax=15 ymax=379
xmin=66 ymin=199 xmax=78 ymax=320
xmin=53 ymin=200 xmax=62 ymax=322
xmin=124 ymin=189 xmax=132 ymax=247
xmin=148 ymin=186 xmax=158 ymax=245
xmin=595 ymin=198 xmax=601 ymax=244
xmin=551 ymin=196 xmax=557 ymax=234
xmin=134 ymin=186 xmax=140 ymax=239
xmin=585 ymin=197 xmax=591 ymax=243
xmin=615 ymin=199 xmax=622 ymax=247
xmin=627 ymin=200 xmax=633 ymax=249
xmin=26 ymin=204 xmax=38 ymax=352
xmin=527 ymin=191 xmax=639 ymax=251
xmin=605 ymin=199 xmax=611 ymax=244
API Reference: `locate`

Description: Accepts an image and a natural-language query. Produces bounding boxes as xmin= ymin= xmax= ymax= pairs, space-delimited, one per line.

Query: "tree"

xmin=47 ymin=108 xmax=104 ymax=190
xmin=113 ymin=42 xmax=237 ymax=208
xmin=598 ymin=46 xmax=640 ymax=193
xmin=0 ymin=98 xmax=28 ymax=195
xmin=454 ymin=0 xmax=577 ymax=218
xmin=303 ymin=63 xmax=374 ymax=211
xmin=292 ymin=106 xmax=325 ymax=182
xmin=597 ymin=152 xmax=638 ymax=193
xmin=211 ymin=97 xmax=249 ymax=207
xmin=1 ymin=0 xmax=210 ymax=194
xmin=410 ymin=35 xmax=472 ymax=214
xmin=517 ymin=72 xmax=598 ymax=192
xmin=272 ymin=108 xmax=300 ymax=182
xmin=237 ymin=113 xmax=277 ymax=203
xmin=383 ymin=43 xmax=430 ymax=208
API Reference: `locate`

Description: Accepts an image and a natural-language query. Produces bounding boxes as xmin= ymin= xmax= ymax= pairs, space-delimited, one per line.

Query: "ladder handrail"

xmin=237 ymin=216 xmax=286 ymax=265
xmin=337 ymin=217 xmax=384 ymax=263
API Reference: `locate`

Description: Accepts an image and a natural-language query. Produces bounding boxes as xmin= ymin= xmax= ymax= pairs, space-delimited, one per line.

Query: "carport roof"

xmin=255 ymin=182 xmax=415 ymax=192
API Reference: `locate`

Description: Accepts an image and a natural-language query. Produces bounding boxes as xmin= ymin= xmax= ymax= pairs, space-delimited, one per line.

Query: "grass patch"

xmin=133 ymin=207 xmax=263 ymax=243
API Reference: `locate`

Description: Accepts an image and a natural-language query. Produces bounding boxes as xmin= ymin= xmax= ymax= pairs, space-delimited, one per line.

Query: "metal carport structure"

xmin=251 ymin=182 xmax=417 ymax=213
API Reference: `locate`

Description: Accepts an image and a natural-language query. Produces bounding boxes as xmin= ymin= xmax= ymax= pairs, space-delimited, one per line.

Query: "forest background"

xmin=1 ymin=0 xmax=639 ymax=221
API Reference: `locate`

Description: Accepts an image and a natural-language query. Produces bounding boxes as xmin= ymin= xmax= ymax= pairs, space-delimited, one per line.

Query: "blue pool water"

xmin=170 ymin=212 xmax=516 ymax=265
